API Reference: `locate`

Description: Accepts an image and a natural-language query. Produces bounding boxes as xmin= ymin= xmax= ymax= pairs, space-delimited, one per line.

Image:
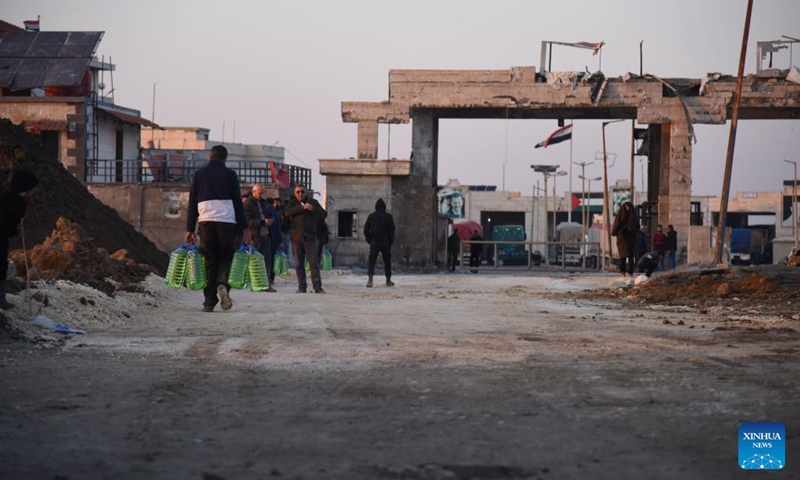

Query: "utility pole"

xmin=714 ymin=0 xmax=754 ymax=264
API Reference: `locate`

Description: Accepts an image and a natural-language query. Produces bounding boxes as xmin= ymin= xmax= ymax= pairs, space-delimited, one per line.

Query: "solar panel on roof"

xmin=28 ymin=32 xmax=69 ymax=57
xmin=60 ymin=32 xmax=104 ymax=57
xmin=0 ymin=31 xmax=102 ymax=88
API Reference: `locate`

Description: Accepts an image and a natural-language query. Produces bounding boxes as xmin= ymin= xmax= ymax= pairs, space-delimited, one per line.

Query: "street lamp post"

xmin=574 ymin=161 xmax=594 ymax=231
xmin=551 ymin=170 xmax=567 ymax=240
xmin=785 ymin=159 xmax=798 ymax=252
xmin=578 ymin=175 xmax=601 ymax=267
xmin=531 ymin=165 xmax=559 ymax=240
xmin=531 ymin=165 xmax=559 ymax=265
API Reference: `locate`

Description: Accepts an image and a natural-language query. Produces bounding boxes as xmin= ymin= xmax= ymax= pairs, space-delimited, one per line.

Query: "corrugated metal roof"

xmin=22 ymin=119 xmax=69 ymax=133
xmin=98 ymin=106 xmax=161 ymax=129
xmin=0 ymin=31 xmax=102 ymax=88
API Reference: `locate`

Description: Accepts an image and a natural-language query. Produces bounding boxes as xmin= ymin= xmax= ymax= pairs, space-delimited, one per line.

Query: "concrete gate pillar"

xmin=357 ymin=121 xmax=379 ymax=160
xmin=391 ymin=109 xmax=438 ymax=267
xmin=656 ymin=122 xmax=692 ymax=251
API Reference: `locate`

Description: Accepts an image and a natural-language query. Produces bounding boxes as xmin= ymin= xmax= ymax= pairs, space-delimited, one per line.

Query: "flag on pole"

xmin=535 ymin=124 xmax=573 ymax=149
xmin=24 ymin=19 xmax=40 ymax=31
xmin=269 ymin=161 xmax=290 ymax=189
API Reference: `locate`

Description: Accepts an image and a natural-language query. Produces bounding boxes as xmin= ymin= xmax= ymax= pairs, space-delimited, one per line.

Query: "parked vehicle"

xmin=491 ymin=225 xmax=541 ymax=266
xmin=729 ymin=228 xmax=768 ymax=265
xmin=555 ymin=222 xmax=583 ymax=266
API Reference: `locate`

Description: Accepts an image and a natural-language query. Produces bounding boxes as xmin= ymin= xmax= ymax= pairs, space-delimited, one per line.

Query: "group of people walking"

xmin=612 ymin=200 xmax=678 ymax=278
xmin=185 ymin=145 xmax=402 ymax=313
xmin=186 ymin=145 xmax=333 ymax=312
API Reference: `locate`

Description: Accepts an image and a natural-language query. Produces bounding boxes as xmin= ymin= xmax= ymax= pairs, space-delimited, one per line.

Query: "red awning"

xmin=97 ymin=106 xmax=161 ymax=128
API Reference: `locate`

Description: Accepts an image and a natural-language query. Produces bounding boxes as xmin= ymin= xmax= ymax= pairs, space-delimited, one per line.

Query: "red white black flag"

xmin=535 ymin=124 xmax=573 ymax=149
xmin=24 ymin=18 xmax=40 ymax=32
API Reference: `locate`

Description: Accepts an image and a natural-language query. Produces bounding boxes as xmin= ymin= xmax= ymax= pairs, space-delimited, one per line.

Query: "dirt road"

xmin=1 ymin=271 xmax=798 ymax=480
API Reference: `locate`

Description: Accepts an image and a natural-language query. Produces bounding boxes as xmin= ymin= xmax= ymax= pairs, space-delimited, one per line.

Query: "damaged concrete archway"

xmin=320 ymin=66 xmax=800 ymax=268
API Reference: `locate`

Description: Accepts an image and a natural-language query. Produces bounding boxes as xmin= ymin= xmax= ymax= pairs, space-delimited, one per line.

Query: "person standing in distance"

xmin=652 ymin=224 xmax=667 ymax=271
xmin=186 ymin=145 xmax=249 ymax=312
xmin=0 ymin=168 xmax=38 ymax=309
xmin=285 ymin=184 xmax=327 ymax=293
xmin=611 ymin=201 xmax=640 ymax=278
xmin=447 ymin=230 xmax=461 ymax=272
xmin=666 ymin=224 xmax=678 ymax=270
xmin=243 ymin=184 xmax=277 ymax=292
xmin=363 ymin=198 xmax=395 ymax=288
xmin=468 ymin=230 xmax=484 ymax=274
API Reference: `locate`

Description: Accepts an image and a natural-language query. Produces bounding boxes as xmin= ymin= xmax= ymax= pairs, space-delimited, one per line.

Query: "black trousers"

xmin=469 ymin=250 xmax=482 ymax=269
xmin=198 ymin=222 xmax=236 ymax=308
xmin=448 ymin=252 xmax=459 ymax=271
xmin=367 ymin=243 xmax=392 ymax=278
xmin=255 ymin=235 xmax=273 ymax=285
xmin=292 ymin=238 xmax=321 ymax=291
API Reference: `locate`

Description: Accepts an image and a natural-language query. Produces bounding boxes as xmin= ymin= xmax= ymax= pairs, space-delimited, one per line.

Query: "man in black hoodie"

xmin=0 ymin=168 xmax=39 ymax=309
xmin=363 ymin=198 xmax=395 ymax=288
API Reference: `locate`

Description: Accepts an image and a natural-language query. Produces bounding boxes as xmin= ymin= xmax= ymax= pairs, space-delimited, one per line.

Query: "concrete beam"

xmin=342 ymin=101 xmax=409 ymax=124
xmin=319 ymin=159 xmax=411 ymax=176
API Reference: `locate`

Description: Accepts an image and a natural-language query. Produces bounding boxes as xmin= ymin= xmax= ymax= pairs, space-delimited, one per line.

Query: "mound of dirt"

xmin=0 ymin=119 xmax=168 ymax=276
xmin=568 ymin=264 xmax=800 ymax=319
xmin=8 ymin=216 xmax=154 ymax=297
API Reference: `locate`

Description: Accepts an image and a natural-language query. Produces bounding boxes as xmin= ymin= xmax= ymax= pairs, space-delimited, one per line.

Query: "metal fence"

xmin=456 ymin=239 xmax=603 ymax=271
xmin=85 ymin=158 xmax=312 ymax=190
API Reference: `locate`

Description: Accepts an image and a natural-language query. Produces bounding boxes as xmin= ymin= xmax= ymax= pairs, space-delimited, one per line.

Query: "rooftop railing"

xmin=84 ymin=158 xmax=312 ymax=190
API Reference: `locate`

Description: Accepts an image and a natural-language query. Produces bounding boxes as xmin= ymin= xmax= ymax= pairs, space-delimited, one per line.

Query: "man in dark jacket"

xmin=363 ymin=198 xmax=395 ymax=288
xmin=447 ymin=231 xmax=460 ymax=272
xmin=666 ymin=224 xmax=678 ymax=270
xmin=243 ymin=184 xmax=277 ymax=292
xmin=264 ymin=197 xmax=284 ymax=286
xmin=611 ymin=201 xmax=639 ymax=277
xmin=285 ymin=184 xmax=327 ymax=293
xmin=468 ymin=231 xmax=484 ymax=274
xmin=185 ymin=146 xmax=249 ymax=312
xmin=0 ymin=168 xmax=39 ymax=309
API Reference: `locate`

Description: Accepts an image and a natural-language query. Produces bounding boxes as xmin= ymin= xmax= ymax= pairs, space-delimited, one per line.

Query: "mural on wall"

xmin=783 ymin=195 xmax=800 ymax=227
xmin=163 ymin=192 xmax=187 ymax=218
xmin=439 ymin=188 xmax=465 ymax=219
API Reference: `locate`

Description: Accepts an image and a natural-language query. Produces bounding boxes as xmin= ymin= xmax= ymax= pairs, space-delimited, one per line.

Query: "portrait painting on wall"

xmin=439 ymin=188 xmax=465 ymax=219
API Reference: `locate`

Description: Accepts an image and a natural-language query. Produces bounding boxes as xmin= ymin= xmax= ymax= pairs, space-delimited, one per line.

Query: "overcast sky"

xmin=7 ymin=0 xmax=800 ymax=197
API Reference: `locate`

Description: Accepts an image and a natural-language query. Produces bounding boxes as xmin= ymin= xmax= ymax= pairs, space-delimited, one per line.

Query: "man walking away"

xmin=285 ymin=184 xmax=327 ymax=294
xmin=186 ymin=145 xmax=249 ymax=312
xmin=0 ymin=168 xmax=38 ymax=309
xmin=363 ymin=198 xmax=396 ymax=287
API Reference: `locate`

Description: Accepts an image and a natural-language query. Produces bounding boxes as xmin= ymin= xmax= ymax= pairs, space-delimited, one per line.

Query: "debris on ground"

xmin=7 ymin=216 xmax=155 ymax=297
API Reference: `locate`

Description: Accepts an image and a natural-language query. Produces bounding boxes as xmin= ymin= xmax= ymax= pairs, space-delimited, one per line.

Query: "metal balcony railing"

xmin=84 ymin=158 xmax=312 ymax=190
